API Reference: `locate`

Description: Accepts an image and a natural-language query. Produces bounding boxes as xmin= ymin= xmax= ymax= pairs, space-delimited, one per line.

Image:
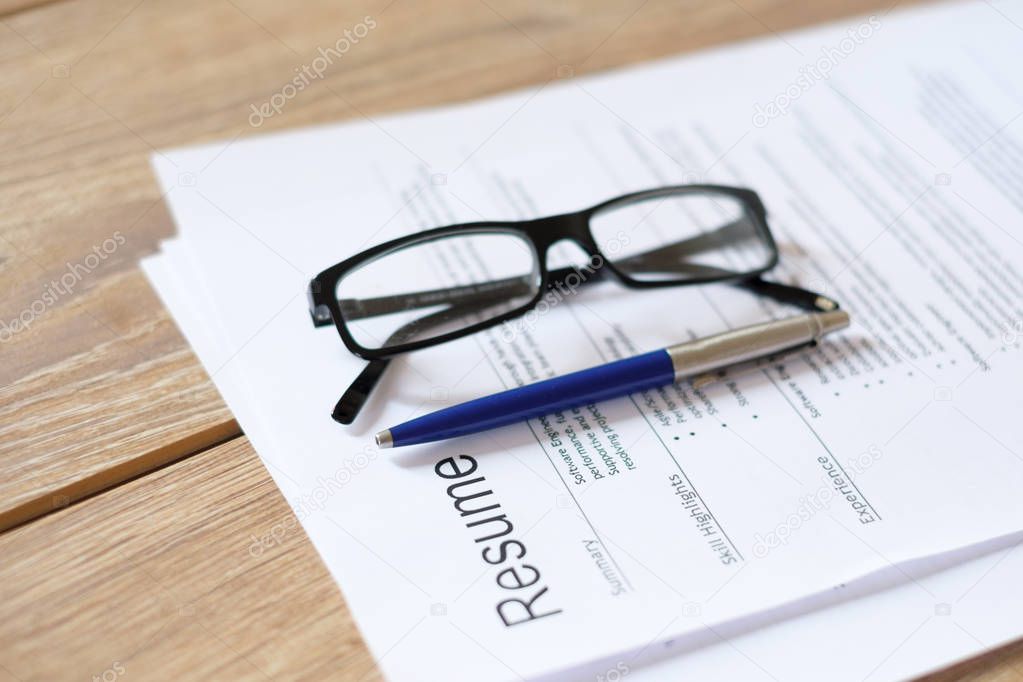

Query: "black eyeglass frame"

xmin=309 ymin=184 xmax=783 ymax=361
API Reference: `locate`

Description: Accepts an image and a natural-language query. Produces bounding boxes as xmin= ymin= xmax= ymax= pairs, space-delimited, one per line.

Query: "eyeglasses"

xmin=309 ymin=184 xmax=839 ymax=423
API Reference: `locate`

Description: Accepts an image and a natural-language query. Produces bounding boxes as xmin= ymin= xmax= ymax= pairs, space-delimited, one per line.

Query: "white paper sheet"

xmin=142 ymin=1 xmax=1023 ymax=679
xmin=144 ymin=248 xmax=1023 ymax=682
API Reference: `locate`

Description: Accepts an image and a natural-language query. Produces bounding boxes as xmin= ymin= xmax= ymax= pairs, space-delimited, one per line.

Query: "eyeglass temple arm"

xmin=615 ymin=218 xmax=753 ymax=275
xmin=313 ymin=261 xmax=610 ymax=329
xmin=334 ymin=272 xmax=839 ymax=425
xmin=737 ymin=277 xmax=839 ymax=312
xmin=332 ymin=284 xmax=547 ymax=423
xmin=335 ymin=275 xmax=839 ymax=425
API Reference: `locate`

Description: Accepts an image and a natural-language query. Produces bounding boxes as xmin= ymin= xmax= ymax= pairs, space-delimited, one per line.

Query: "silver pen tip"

xmin=375 ymin=429 xmax=393 ymax=449
xmin=815 ymin=309 xmax=851 ymax=336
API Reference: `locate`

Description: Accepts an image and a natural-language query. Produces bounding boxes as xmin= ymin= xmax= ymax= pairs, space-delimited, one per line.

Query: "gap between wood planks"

xmin=0 ymin=421 xmax=242 ymax=534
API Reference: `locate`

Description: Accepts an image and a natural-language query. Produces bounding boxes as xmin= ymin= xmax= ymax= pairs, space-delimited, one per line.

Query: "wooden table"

xmin=1 ymin=0 xmax=1020 ymax=679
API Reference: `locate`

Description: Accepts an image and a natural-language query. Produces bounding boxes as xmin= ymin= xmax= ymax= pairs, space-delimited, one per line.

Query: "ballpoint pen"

xmin=375 ymin=310 xmax=850 ymax=448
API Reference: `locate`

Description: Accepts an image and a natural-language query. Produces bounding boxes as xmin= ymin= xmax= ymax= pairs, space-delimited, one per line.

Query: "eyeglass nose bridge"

xmin=525 ymin=211 xmax=602 ymax=263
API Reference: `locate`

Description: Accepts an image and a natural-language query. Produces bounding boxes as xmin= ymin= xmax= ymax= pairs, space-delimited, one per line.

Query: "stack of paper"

xmin=143 ymin=2 xmax=1023 ymax=679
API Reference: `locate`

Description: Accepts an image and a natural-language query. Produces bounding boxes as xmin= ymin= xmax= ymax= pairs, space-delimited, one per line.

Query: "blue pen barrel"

xmin=388 ymin=349 xmax=675 ymax=447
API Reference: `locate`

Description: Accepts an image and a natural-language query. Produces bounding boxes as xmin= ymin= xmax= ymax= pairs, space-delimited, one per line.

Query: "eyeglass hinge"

xmin=308 ymin=280 xmax=333 ymax=327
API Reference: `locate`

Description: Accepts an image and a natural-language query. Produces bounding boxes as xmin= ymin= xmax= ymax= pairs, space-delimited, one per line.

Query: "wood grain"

xmin=0 ymin=437 xmax=378 ymax=681
xmin=0 ymin=0 xmax=55 ymax=18
xmin=0 ymin=3 xmax=244 ymax=528
xmin=0 ymin=437 xmax=1020 ymax=682
xmin=923 ymin=642 xmax=1023 ymax=682
xmin=0 ymin=0 xmax=915 ymax=527
xmin=0 ymin=269 xmax=240 ymax=531
xmin=2 ymin=0 xmax=1020 ymax=679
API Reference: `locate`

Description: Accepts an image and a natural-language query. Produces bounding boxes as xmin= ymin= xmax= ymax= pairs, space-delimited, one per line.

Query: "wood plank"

xmin=0 ymin=0 xmax=247 ymax=529
xmin=0 ymin=0 xmax=911 ymax=528
xmin=0 ymin=0 xmax=58 ymax=18
xmin=0 ymin=437 xmax=378 ymax=681
xmin=7 ymin=0 xmax=1019 ymax=678
xmin=0 ymin=433 xmax=1020 ymax=681
xmin=0 ymin=269 xmax=240 ymax=531
xmin=923 ymin=641 xmax=1023 ymax=682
